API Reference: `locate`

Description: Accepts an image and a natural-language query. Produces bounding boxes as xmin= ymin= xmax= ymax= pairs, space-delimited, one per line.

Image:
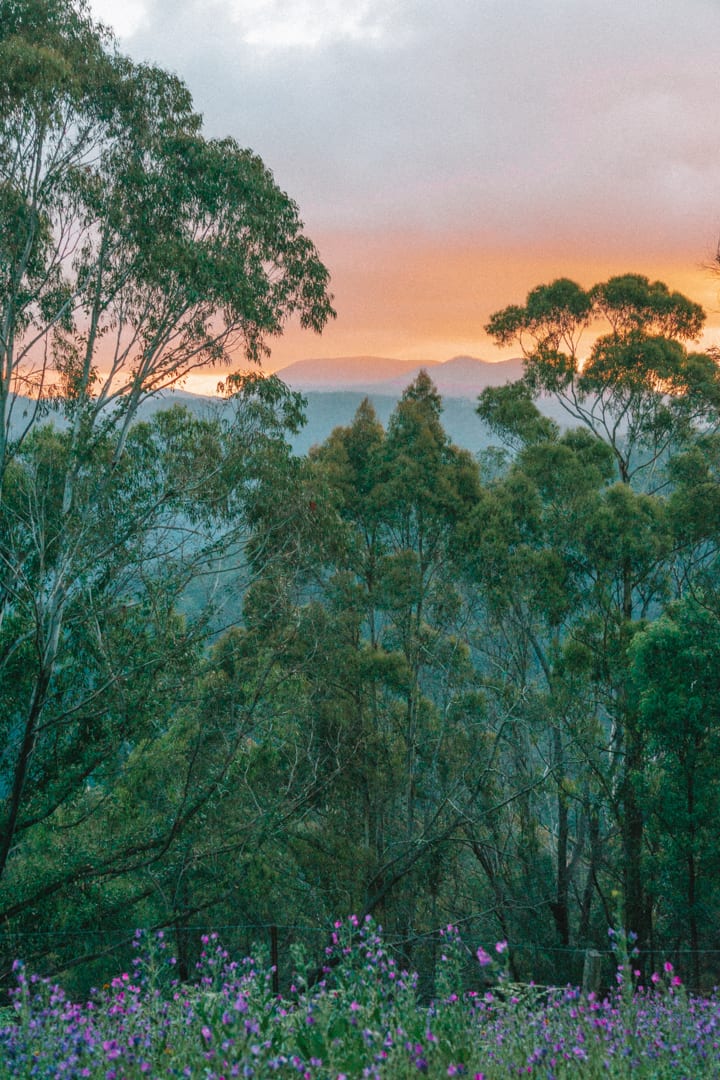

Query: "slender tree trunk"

xmin=579 ymin=805 xmax=601 ymax=941
xmin=622 ymin=718 xmax=649 ymax=945
xmin=552 ymin=727 xmax=570 ymax=946
xmin=0 ymin=667 xmax=51 ymax=879
xmin=620 ymin=557 xmax=650 ymax=948
xmin=687 ymin=769 xmax=700 ymax=988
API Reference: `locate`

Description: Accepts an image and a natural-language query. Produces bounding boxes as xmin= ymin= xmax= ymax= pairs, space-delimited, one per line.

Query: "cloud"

xmin=88 ymin=0 xmax=720 ymax=371
xmin=104 ymin=0 xmax=720 ymax=258
xmin=228 ymin=0 xmax=392 ymax=48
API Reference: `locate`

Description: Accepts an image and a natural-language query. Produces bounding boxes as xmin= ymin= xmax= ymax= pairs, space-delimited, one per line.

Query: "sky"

xmin=89 ymin=0 xmax=720 ymax=390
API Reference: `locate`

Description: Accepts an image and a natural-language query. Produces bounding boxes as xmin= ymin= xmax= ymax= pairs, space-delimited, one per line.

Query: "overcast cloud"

xmin=90 ymin=0 xmax=720 ymax=245
xmin=87 ymin=0 xmax=720 ymax=371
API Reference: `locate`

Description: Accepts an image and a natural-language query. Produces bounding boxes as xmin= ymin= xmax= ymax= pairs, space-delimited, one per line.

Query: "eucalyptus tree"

xmin=631 ymin=601 xmax=720 ymax=986
xmin=0 ymin=379 xmax=317 ymax=975
xmin=458 ymin=417 xmax=620 ymax=956
xmin=230 ymin=376 xmax=501 ymax=947
xmin=0 ymin=0 xmax=335 ymax=958
xmin=481 ymin=274 xmax=720 ymax=948
xmin=0 ymin=0 xmax=334 ymax=472
xmin=484 ymin=274 xmax=716 ymax=488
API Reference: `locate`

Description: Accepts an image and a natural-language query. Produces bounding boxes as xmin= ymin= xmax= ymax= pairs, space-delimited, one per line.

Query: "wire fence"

xmin=1 ymin=919 xmax=719 ymax=998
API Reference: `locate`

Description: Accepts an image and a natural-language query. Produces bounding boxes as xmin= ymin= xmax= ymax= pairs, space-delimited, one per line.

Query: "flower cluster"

xmin=0 ymin=920 xmax=718 ymax=1078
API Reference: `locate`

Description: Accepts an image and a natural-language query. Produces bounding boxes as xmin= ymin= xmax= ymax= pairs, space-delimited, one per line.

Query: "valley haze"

xmin=172 ymin=353 xmax=567 ymax=456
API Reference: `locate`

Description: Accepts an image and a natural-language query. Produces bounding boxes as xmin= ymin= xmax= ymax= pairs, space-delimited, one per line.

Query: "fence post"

xmin=270 ymin=924 xmax=279 ymax=995
xmin=582 ymin=949 xmax=602 ymax=995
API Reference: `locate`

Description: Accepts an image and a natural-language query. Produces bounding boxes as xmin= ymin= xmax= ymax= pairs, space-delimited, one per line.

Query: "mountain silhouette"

xmin=273 ymin=354 xmax=524 ymax=398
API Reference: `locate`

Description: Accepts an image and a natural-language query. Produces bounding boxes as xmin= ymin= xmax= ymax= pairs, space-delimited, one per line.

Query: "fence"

xmin=2 ymin=920 xmax=720 ymax=999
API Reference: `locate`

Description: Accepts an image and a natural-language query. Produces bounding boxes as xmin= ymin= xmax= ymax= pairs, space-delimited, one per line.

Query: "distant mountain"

xmin=5 ymin=355 xmax=571 ymax=462
xmin=274 ymin=354 xmax=525 ymax=399
xmin=364 ymin=355 xmax=525 ymax=397
xmin=274 ymin=355 xmax=438 ymax=390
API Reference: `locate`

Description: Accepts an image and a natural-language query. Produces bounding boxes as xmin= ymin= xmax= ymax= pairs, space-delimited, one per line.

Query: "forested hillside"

xmin=3 ymin=0 xmax=720 ymax=997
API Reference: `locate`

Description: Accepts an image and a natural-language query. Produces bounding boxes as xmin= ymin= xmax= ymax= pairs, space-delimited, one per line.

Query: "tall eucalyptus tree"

xmin=0 ymin=0 xmax=334 ymax=958
xmin=481 ymin=274 xmax=720 ymax=948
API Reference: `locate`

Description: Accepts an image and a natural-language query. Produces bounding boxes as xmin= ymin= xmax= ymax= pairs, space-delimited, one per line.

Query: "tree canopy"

xmin=0 ymin=0 xmax=335 ymax=474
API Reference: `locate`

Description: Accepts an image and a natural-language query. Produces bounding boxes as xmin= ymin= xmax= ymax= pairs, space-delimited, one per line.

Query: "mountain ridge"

xmin=273 ymin=353 xmax=524 ymax=398
xmin=272 ymin=354 xmax=437 ymax=389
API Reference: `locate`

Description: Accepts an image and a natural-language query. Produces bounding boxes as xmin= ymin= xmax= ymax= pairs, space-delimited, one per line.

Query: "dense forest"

xmin=4 ymin=0 xmax=720 ymax=996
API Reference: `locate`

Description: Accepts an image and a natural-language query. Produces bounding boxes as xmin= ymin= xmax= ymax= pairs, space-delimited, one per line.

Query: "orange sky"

xmin=185 ymin=233 xmax=720 ymax=394
xmin=87 ymin=0 xmax=720 ymax=399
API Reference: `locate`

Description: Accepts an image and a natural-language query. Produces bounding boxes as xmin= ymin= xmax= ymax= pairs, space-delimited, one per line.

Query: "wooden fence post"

xmin=271 ymin=924 xmax=279 ymax=995
xmin=582 ymin=949 xmax=602 ymax=995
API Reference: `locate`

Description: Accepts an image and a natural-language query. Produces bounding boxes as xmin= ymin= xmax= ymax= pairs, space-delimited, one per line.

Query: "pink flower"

xmin=476 ymin=947 xmax=492 ymax=967
xmin=663 ymin=961 xmax=674 ymax=973
xmin=495 ymin=940 xmax=508 ymax=954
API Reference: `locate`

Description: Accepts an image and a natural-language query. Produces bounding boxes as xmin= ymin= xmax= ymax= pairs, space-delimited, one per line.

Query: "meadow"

xmin=1 ymin=918 xmax=718 ymax=1079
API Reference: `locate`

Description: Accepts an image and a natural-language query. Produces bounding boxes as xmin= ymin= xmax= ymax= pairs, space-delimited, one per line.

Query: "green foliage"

xmin=630 ymin=602 xmax=720 ymax=976
xmin=0 ymin=0 xmax=336 ymax=980
xmin=484 ymin=273 xmax=719 ymax=486
xmin=5 ymin=96 xmax=720 ymax=1005
xmin=477 ymin=381 xmax=559 ymax=448
xmin=0 ymin=0 xmax=334 ymax=474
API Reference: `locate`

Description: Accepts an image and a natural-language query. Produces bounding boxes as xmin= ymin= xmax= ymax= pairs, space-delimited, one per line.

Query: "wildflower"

xmin=476 ymin=947 xmax=492 ymax=967
xmin=495 ymin=941 xmax=508 ymax=954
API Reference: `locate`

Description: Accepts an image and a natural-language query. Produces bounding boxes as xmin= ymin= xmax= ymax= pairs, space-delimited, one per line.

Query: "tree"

xmin=484 ymin=274 xmax=717 ymax=485
xmin=631 ymin=601 xmax=720 ymax=986
xmin=0 ymin=0 xmax=334 ymax=969
xmin=0 ymin=0 xmax=334 ymax=475
xmin=482 ymin=274 xmax=720 ymax=949
xmin=0 ymin=383 xmax=315 ymax=975
xmin=230 ymin=377 xmax=506 ymax=958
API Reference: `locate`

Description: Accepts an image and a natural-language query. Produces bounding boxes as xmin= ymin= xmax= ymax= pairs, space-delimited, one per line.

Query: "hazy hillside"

xmin=362 ymin=355 xmax=525 ymax=397
xmin=136 ymin=390 xmax=499 ymax=456
xmin=6 ymin=365 xmax=571 ymax=459
xmin=273 ymin=353 xmax=524 ymax=397
xmin=295 ymin=392 xmax=493 ymax=455
xmin=274 ymin=354 xmax=439 ymax=390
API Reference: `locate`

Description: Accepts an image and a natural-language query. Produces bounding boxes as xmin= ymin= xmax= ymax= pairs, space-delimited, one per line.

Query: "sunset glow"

xmin=86 ymin=0 xmax=720 ymax=396
xmin=183 ymin=236 xmax=720 ymax=396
